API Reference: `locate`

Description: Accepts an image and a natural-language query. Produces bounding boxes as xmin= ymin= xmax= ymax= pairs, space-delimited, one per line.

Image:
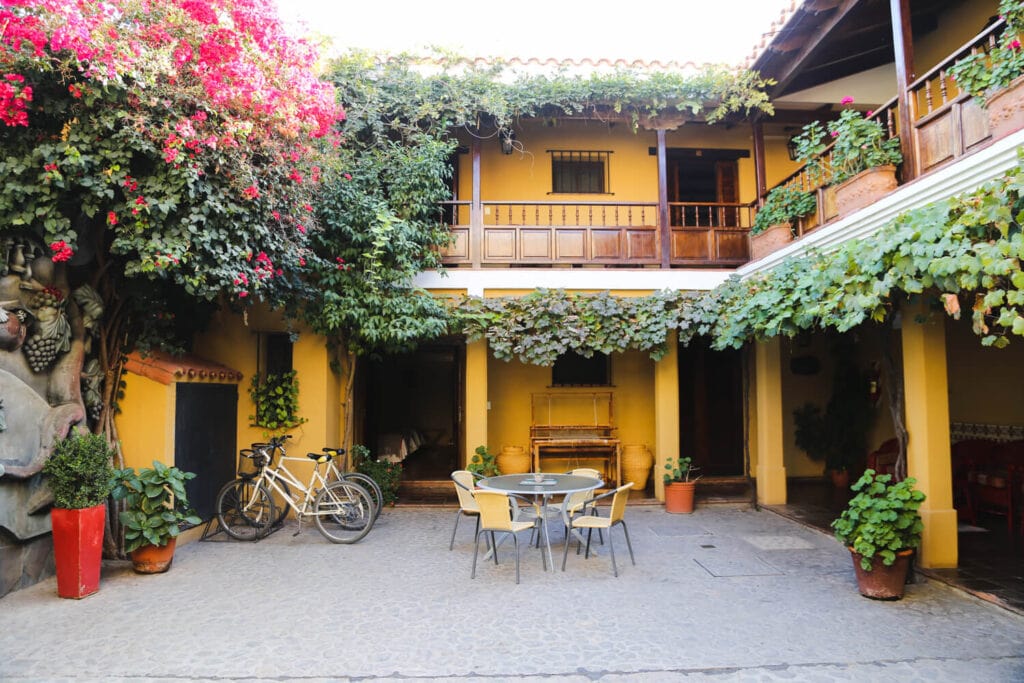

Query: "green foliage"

xmin=751 ymin=185 xmax=816 ymax=234
xmin=42 ymin=432 xmax=116 ymax=509
xmin=351 ymin=444 xmax=402 ymax=506
xmin=793 ymin=341 xmax=876 ymax=473
xmin=831 ymin=469 xmax=925 ymax=571
xmin=111 ymin=461 xmax=201 ymax=552
xmin=663 ymin=455 xmax=699 ymax=483
xmin=467 ymin=445 xmax=501 ymax=477
xmin=248 ymin=371 xmax=307 ymax=435
xmin=791 ymin=106 xmax=902 ymax=185
xmin=949 ymin=0 xmax=1024 ymax=101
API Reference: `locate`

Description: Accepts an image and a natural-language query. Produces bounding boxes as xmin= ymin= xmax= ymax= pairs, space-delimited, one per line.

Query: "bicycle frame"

xmin=257 ymin=453 xmax=335 ymax=520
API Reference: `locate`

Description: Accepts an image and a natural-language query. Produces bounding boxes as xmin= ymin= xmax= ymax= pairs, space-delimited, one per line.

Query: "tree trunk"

xmin=878 ymin=319 xmax=908 ymax=481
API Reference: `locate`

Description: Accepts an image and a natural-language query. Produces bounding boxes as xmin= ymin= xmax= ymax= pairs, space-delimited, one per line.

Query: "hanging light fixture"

xmin=787 ymin=134 xmax=800 ymax=161
xmin=500 ymin=128 xmax=516 ymax=154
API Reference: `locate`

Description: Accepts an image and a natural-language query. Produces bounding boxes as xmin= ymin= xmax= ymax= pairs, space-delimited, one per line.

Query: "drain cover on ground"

xmin=648 ymin=525 xmax=711 ymax=537
xmin=742 ymin=535 xmax=815 ymax=550
xmin=694 ymin=555 xmax=782 ymax=577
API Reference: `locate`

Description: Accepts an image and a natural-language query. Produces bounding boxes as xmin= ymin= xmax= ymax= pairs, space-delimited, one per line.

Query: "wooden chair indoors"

xmin=561 ymin=482 xmax=635 ymax=577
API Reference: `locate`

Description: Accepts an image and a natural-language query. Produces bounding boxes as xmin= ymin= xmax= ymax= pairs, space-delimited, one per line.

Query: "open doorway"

xmin=665 ymin=148 xmax=745 ymax=227
xmin=678 ymin=338 xmax=745 ymax=477
xmin=362 ymin=342 xmax=462 ymax=481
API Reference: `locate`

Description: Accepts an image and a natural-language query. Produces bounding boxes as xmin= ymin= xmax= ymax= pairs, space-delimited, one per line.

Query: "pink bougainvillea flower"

xmin=343 ymin=173 xmax=352 ymax=181
xmin=242 ymin=184 xmax=259 ymax=199
xmin=44 ymin=162 xmax=57 ymax=172
xmin=107 ymin=211 xmax=117 ymax=225
xmin=68 ymin=84 xmax=82 ymax=98
xmin=830 ymin=131 xmax=839 ymax=138
xmin=841 ymin=96 xmax=854 ymax=105
xmin=1012 ymin=39 xmax=1022 ymax=50
xmin=238 ymin=291 xmax=248 ymax=298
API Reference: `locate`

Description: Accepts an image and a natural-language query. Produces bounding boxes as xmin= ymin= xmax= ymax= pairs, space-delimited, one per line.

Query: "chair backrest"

xmin=570 ymin=468 xmax=602 ymax=479
xmin=475 ymin=490 xmax=516 ymax=532
xmin=451 ymin=470 xmax=479 ymax=512
xmin=608 ymin=482 xmax=634 ymax=523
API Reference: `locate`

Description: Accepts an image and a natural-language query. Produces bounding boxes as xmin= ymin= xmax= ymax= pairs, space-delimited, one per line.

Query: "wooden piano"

xmin=530 ymin=392 xmax=621 ymax=487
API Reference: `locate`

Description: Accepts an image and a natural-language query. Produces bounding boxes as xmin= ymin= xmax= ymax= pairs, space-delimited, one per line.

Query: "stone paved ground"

xmin=2 ymin=505 xmax=1023 ymax=682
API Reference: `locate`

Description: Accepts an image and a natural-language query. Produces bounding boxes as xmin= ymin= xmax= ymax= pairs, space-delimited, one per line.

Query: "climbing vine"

xmin=450 ymin=156 xmax=1024 ymax=357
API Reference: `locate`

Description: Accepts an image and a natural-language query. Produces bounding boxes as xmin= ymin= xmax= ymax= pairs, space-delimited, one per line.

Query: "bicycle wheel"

xmin=342 ymin=472 xmax=383 ymax=520
xmin=216 ymin=479 xmax=277 ymax=541
xmin=313 ymin=481 xmax=374 ymax=543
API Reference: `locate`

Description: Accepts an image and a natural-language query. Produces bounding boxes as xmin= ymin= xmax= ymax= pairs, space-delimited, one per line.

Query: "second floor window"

xmin=550 ymin=150 xmax=611 ymax=194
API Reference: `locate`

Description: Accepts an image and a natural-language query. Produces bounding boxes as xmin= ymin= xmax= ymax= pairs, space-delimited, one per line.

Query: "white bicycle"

xmin=215 ymin=442 xmax=375 ymax=544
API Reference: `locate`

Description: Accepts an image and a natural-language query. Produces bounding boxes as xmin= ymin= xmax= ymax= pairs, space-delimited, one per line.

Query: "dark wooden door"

xmin=678 ymin=340 xmax=744 ymax=477
xmin=175 ymin=383 xmax=238 ymax=519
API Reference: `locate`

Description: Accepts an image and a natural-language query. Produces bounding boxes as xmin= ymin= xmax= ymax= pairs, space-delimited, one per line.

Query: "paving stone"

xmin=0 ymin=506 xmax=1022 ymax=681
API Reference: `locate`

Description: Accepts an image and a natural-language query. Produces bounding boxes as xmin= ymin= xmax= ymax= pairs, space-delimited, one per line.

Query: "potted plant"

xmin=41 ymin=432 xmax=116 ymax=598
xmin=352 ymin=444 xmax=402 ymax=507
xmin=831 ymin=469 xmax=925 ymax=599
xmin=467 ymin=445 xmax=501 ymax=478
xmin=791 ymin=98 xmax=902 ymax=217
xmin=111 ymin=461 xmax=201 ymax=573
xmin=948 ymin=0 xmax=1024 ymax=138
xmin=750 ymin=184 xmax=817 ymax=259
xmin=663 ymin=455 xmax=699 ymax=514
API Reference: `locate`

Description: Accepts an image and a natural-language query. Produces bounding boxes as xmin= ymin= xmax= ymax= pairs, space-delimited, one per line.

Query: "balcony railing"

xmin=440 ymin=200 xmax=753 ymax=267
xmin=765 ymin=19 xmax=1004 ymax=230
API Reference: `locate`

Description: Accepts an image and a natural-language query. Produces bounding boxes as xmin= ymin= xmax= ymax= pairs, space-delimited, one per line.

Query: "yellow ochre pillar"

xmin=755 ymin=338 xmax=787 ymax=505
xmin=653 ymin=333 xmax=680 ymax=501
xmin=901 ymin=301 xmax=958 ymax=568
xmin=464 ymin=339 xmax=489 ymax=468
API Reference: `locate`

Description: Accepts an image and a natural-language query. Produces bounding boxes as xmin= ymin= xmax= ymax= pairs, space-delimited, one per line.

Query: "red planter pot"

xmin=664 ymin=481 xmax=696 ymax=514
xmin=129 ymin=538 xmax=176 ymax=574
xmin=51 ymin=504 xmax=106 ymax=599
xmin=850 ymin=548 xmax=913 ymax=600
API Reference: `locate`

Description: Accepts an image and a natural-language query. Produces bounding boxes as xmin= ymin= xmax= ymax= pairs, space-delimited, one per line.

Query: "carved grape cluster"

xmin=22 ymin=334 xmax=59 ymax=372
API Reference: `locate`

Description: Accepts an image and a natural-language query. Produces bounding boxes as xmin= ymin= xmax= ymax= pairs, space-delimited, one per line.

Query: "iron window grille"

xmin=549 ymin=150 xmax=612 ymax=194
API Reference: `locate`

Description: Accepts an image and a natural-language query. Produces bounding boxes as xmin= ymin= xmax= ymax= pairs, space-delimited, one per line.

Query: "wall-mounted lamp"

xmin=787 ymin=135 xmax=800 ymax=161
xmin=500 ymin=128 xmax=516 ymax=155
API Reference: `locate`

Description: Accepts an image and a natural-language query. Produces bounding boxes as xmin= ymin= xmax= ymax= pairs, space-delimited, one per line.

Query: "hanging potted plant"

xmin=832 ymin=469 xmax=925 ymax=600
xmin=663 ymin=455 xmax=700 ymax=514
xmin=111 ymin=461 xmax=201 ymax=573
xmin=41 ymin=432 xmax=116 ymax=598
xmin=750 ymin=184 xmax=817 ymax=260
xmin=948 ymin=0 xmax=1024 ymax=139
xmin=791 ymin=99 xmax=902 ymax=218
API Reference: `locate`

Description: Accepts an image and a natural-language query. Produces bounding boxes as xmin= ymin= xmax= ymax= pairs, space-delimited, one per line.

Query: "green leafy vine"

xmin=248 ymin=370 xmax=307 ymax=435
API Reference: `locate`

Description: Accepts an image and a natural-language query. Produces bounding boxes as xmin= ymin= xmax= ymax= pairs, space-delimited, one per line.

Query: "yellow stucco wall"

xmin=945 ymin=316 xmax=1024 ymax=425
xmin=485 ymin=350 xmax=656 ymax=475
xmin=115 ymin=373 xmax=174 ymax=470
xmin=915 ymin=0 xmax=999 ymax=75
xmin=459 ymin=118 xmax=760 ymax=206
xmin=192 ymin=303 xmax=341 ymax=484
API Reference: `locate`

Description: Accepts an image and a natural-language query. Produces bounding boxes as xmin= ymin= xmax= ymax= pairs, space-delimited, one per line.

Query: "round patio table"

xmin=477 ymin=473 xmax=602 ymax=571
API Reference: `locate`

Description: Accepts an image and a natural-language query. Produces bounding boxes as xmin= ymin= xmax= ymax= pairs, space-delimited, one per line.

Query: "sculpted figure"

xmin=0 ymin=240 xmax=89 ymax=540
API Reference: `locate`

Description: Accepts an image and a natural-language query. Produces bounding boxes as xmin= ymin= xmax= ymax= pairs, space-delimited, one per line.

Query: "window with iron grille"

xmin=550 ymin=150 xmax=611 ymax=194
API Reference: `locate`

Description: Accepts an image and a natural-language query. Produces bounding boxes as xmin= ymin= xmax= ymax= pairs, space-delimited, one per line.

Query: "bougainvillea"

xmin=0 ymin=0 xmax=342 ymax=439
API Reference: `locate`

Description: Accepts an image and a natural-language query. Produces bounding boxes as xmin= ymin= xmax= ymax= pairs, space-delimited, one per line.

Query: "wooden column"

xmin=890 ymin=0 xmax=917 ymax=181
xmin=901 ymin=299 xmax=957 ymax=568
xmin=656 ymin=129 xmax=670 ymax=268
xmin=754 ymin=338 xmax=787 ymax=505
xmin=753 ymin=119 xmax=767 ymax=205
xmin=653 ymin=332 xmax=679 ymax=501
xmin=470 ymin=139 xmax=482 ymax=267
xmin=464 ymin=338 xmax=489 ymax=468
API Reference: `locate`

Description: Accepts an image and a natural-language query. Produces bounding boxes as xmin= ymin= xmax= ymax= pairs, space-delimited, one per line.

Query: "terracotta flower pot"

xmin=664 ymin=481 xmax=696 ymax=514
xmin=750 ymin=223 xmax=793 ymax=261
xmin=51 ymin=504 xmax=106 ymax=599
xmin=621 ymin=444 xmax=653 ymax=494
xmin=834 ymin=165 xmax=898 ymax=218
xmin=849 ymin=548 xmax=913 ymax=600
xmin=985 ymin=75 xmax=1024 ymax=141
xmin=129 ymin=537 xmax=177 ymax=574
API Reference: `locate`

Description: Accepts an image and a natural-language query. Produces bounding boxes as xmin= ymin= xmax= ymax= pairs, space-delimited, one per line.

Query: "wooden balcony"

xmin=439 ymin=200 xmax=753 ymax=268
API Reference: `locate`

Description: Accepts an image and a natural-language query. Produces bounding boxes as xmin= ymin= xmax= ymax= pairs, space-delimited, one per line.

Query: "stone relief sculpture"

xmin=0 ymin=235 xmax=97 ymax=541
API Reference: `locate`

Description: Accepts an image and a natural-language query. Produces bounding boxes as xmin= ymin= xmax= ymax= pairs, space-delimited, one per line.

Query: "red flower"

xmin=107 ymin=211 xmax=117 ymax=225
xmin=242 ymin=184 xmax=259 ymax=199
xmin=68 ymin=84 xmax=82 ymax=98
xmin=841 ymin=96 xmax=854 ymax=105
xmin=1012 ymin=39 xmax=1022 ymax=51
xmin=49 ymin=240 xmax=73 ymax=263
